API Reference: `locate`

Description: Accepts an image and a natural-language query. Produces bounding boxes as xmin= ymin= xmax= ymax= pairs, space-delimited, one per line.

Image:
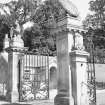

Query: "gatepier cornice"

xmin=50 ymin=15 xmax=87 ymax=36
xmin=5 ymin=46 xmax=28 ymax=53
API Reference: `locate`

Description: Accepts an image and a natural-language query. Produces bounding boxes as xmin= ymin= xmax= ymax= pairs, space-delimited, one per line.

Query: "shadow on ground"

xmin=0 ymin=96 xmax=54 ymax=105
xmin=0 ymin=96 xmax=6 ymax=101
xmin=0 ymin=96 xmax=31 ymax=105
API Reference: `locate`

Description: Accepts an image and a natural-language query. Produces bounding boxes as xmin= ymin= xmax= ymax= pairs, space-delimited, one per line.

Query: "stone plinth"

xmin=5 ymin=33 xmax=27 ymax=102
xmin=70 ymin=50 xmax=89 ymax=105
xmin=6 ymin=47 xmax=20 ymax=102
xmin=6 ymin=46 xmax=28 ymax=103
xmin=49 ymin=2 xmax=87 ymax=104
xmin=54 ymin=28 xmax=74 ymax=105
xmin=52 ymin=11 xmax=85 ymax=105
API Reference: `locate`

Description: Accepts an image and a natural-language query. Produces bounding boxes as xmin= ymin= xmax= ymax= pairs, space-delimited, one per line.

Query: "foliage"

xmin=21 ymin=0 xmax=64 ymax=54
xmin=83 ymin=0 xmax=105 ymax=52
xmin=0 ymin=0 xmax=57 ymax=54
xmin=0 ymin=0 xmax=70 ymax=54
xmin=0 ymin=13 xmax=10 ymax=51
xmin=83 ymin=0 xmax=105 ymax=29
xmin=0 ymin=0 xmax=40 ymax=51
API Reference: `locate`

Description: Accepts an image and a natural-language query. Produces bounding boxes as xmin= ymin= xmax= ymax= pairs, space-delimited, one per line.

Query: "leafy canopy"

xmin=83 ymin=0 xmax=105 ymax=29
xmin=83 ymin=0 xmax=105 ymax=54
xmin=0 ymin=0 xmax=59 ymax=54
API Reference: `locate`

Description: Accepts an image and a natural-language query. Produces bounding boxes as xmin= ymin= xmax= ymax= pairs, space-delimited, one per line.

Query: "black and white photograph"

xmin=0 ymin=0 xmax=104 ymax=105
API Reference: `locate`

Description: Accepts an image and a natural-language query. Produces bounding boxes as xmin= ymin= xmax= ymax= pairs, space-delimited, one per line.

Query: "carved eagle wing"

xmin=58 ymin=0 xmax=79 ymax=17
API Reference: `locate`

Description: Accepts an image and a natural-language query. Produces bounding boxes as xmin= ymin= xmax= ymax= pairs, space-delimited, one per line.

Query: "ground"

xmin=97 ymin=89 xmax=105 ymax=105
xmin=0 ymin=100 xmax=54 ymax=105
xmin=0 ymin=90 xmax=105 ymax=105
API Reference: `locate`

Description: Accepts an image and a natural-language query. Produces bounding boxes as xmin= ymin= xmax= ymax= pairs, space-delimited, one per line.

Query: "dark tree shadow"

xmin=0 ymin=96 xmax=6 ymax=101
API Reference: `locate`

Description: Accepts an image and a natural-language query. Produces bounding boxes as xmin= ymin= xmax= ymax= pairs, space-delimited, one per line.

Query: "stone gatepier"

xmin=50 ymin=1 xmax=89 ymax=105
xmin=6 ymin=35 xmax=25 ymax=103
xmin=52 ymin=16 xmax=89 ymax=105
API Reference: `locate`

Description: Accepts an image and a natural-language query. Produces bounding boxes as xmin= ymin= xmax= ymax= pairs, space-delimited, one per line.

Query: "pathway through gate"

xmin=19 ymin=51 xmax=49 ymax=101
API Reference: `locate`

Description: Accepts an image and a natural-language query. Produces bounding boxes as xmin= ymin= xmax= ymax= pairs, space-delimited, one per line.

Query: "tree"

xmin=0 ymin=0 xmax=71 ymax=54
xmin=3 ymin=0 xmax=41 ymax=36
xmin=83 ymin=0 xmax=105 ymax=29
xmin=0 ymin=0 xmax=57 ymax=54
xmin=0 ymin=12 xmax=10 ymax=51
xmin=0 ymin=0 xmax=42 ymax=51
xmin=83 ymin=0 xmax=105 ymax=55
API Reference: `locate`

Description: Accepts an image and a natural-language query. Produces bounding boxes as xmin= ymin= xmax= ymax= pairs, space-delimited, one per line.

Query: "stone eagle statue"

xmin=75 ymin=33 xmax=85 ymax=50
xmin=58 ymin=0 xmax=79 ymax=17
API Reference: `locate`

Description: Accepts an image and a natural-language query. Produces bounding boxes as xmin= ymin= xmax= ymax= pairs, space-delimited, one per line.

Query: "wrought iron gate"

xmin=87 ymin=51 xmax=96 ymax=105
xmin=19 ymin=51 xmax=49 ymax=101
xmin=84 ymin=34 xmax=96 ymax=105
xmin=87 ymin=47 xmax=105 ymax=105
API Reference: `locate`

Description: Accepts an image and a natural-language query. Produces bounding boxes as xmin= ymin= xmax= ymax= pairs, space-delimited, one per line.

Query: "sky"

xmin=71 ymin=0 xmax=91 ymax=20
xmin=0 ymin=0 xmax=17 ymax=3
